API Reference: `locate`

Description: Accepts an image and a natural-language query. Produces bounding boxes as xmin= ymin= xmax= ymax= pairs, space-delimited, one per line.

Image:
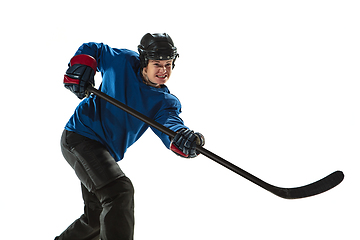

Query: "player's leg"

xmin=56 ymin=184 xmax=102 ymax=240
xmin=95 ymin=176 xmax=135 ymax=240
xmin=56 ymin=130 xmax=132 ymax=240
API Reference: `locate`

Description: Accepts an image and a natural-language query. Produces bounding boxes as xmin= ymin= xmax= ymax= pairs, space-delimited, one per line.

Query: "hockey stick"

xmin=87 ymin=86 xmax=344 ymax=199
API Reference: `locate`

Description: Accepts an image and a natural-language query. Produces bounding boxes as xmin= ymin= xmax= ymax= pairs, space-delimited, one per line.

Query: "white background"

xmin=1 ymin=0 xmax=359 ymax=239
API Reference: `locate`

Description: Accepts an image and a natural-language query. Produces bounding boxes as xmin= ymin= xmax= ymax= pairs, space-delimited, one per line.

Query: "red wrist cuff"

xmin=70 ymin=54 xmax=97 ymax=72
xmin=170 ymin=143 xmax=188 ymax=158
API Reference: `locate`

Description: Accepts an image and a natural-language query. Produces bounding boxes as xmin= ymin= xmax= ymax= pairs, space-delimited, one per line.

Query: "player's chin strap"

xmin=87 ymin=85 xmax=344 ymax=199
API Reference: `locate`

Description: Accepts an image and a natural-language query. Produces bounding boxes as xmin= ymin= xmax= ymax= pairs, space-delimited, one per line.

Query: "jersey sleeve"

xmin=151 ymin=105 xmax=188 ymax=149
xmin=73 ymin=42 xmax=115 ymax=73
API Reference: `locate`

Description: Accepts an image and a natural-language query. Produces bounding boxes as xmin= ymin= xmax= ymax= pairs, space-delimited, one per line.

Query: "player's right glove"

xmin=64 ymin=54 xmax=97 ymax=99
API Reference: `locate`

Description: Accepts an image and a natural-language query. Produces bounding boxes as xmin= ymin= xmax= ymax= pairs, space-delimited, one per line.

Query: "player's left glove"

xmin=170 ymin=129 xmax=205 ymax=158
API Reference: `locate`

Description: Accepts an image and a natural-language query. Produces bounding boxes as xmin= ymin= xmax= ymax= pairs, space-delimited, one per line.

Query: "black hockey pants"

xmin=56 ymin=130 xmax=134 ymax=240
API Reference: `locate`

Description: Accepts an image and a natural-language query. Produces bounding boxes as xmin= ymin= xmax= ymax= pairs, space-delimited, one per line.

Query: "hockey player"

xmin=55 ymin=33 xmax=205 ymax=240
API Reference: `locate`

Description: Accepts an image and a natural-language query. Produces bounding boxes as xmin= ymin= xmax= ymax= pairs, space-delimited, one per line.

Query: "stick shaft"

xmin=87 ymin=86 xmax=343 ymax=199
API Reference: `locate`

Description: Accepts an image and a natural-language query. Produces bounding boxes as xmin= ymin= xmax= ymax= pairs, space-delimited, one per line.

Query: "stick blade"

xmin=270 ymin=171 xmax=344 ymax=199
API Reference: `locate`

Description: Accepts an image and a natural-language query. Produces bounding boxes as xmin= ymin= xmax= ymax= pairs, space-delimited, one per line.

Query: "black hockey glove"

xmin=170 ymin=129 xmax=205 ymax=158
xmin=64 ymin=54 xmax=97 ymax=99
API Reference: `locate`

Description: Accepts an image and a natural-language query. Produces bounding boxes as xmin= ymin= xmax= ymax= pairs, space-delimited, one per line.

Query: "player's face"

xmin=143 ymin=60 xmax=173 ymax=87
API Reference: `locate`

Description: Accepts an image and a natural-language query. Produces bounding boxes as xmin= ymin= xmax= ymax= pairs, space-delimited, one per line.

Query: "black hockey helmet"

xmin=138 ymin=33 xmax=179 ymax=70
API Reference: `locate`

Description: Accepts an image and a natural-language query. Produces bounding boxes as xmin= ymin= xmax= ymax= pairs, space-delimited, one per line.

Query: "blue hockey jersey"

xmin=65 ymin=42 xmax=188 ymax=162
